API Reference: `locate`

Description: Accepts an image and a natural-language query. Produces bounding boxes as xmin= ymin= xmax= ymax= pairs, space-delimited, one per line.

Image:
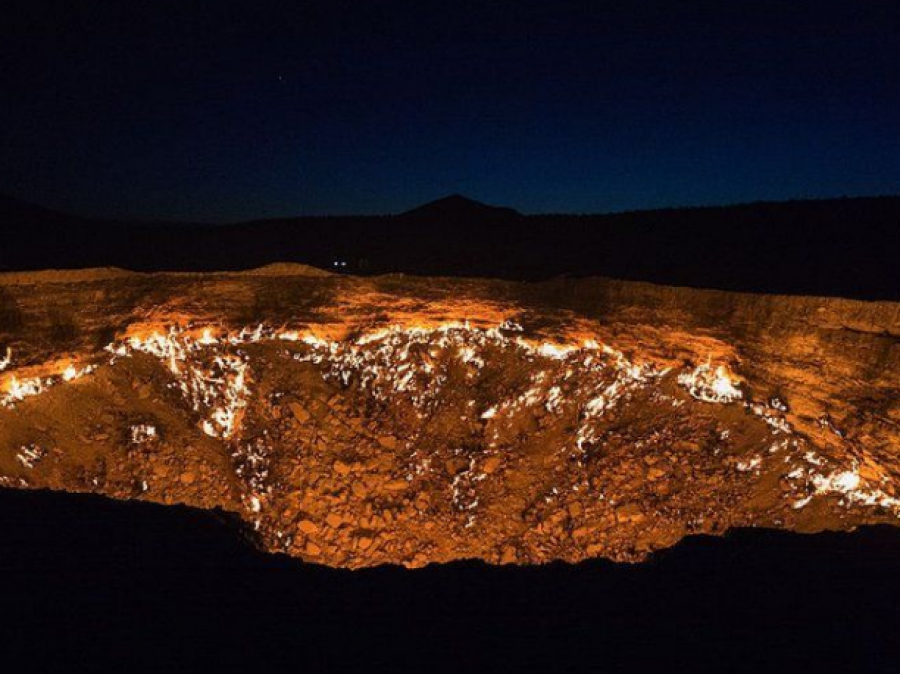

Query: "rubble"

xmin=2 ymin=265 xmax=900 ymax=567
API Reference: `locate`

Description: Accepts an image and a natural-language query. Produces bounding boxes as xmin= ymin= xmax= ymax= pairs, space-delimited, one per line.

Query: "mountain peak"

xmin=0 ymin=193 xmax=83 ymax=223
xmin=401 ymin=194 xmax=521 ymax=219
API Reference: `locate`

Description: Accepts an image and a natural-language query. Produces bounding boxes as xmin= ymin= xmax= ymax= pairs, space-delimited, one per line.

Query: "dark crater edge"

xmin=2 ymin=487 xmax=900 ymax=671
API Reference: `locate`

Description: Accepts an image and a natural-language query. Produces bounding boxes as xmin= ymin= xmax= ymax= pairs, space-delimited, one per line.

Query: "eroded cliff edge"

xmin=1 ymin=264 xmax=899 ymax=567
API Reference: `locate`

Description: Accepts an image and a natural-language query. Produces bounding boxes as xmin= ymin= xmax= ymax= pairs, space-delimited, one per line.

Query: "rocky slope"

xmin=1 ymin=264 xmax=899 ymax=567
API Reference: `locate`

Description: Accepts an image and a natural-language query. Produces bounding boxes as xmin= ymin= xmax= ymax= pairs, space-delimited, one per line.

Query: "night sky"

xmin=1 ymin=0 xmax=898 ymax=222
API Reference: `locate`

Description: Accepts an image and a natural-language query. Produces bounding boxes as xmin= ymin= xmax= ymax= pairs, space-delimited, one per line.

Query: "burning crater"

xmin=1 ymin=265 xmax=900 ymax=567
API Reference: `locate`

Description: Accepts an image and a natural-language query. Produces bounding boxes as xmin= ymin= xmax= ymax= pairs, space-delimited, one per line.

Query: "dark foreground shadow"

xmin=1 ymin=488 xmax=899 ymax=672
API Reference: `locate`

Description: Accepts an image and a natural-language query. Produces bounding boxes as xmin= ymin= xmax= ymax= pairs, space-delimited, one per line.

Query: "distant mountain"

xmin=401 ymin=194 xmax=521 ymax=220
xmin=1 ymin=192 xmax=900 ymax=300
xmin=0 ymin=193 xmax=87 ymax=226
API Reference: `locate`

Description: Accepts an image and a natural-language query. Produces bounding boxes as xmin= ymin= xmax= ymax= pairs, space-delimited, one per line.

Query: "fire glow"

xmin=2 ymin=321 xmax=760 ymax=447
xmin=677 ymin=360 xmax=743 ymax=404
xmin=7 ymin=317 xmax=900 ymax=528
xmin=0 ymin=322 xmax=794 ymax=466
xmin=1 ymin=361 xmax=95 ymax=408
xmin=113 ymin=328 xmax=251 ymax=439
xmin=790 ymin=459 xmax=900 ymax=516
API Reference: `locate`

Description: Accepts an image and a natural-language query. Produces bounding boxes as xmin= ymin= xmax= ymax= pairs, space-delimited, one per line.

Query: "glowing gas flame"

xmin=130 ymin=424 xmax=158 ymax=444
xmin=2 ymin=320 xmax=783 ymax=463
xmin=116 ymin=328 xmax=251 ymax=438
xmin=62 ymin=363 xmax=95 ymax=382
xmin=5 ymin=376 xmax=43 ymax=403
xmin=677 ymin=360 xmax=742 ymax=404
xmin=198 ymin=328 xmax=219 ymax=345
xmin=811 ymin=466 xmax=900 ymax=514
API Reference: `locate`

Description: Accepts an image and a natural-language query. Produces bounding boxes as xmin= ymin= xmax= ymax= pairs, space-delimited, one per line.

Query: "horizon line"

xmin=4 ymin=190 xmax=900 ymax=226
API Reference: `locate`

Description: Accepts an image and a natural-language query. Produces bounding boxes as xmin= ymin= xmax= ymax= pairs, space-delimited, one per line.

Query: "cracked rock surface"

xmin=2 ymin=264 xmax=900 ymax=567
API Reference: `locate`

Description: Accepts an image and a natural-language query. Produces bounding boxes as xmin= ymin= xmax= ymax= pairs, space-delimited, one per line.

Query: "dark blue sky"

xmin=1 ymin=0 xmax=898 ymax=221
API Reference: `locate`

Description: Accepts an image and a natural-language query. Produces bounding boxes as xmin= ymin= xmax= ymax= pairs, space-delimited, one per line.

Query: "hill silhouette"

xmin=1 ymin=193 xmax=899 ymax=299
xmin=0 ymin=193 xmax=88 ymax=226
xmin=401 ymin=194 xmax=522 ymax=220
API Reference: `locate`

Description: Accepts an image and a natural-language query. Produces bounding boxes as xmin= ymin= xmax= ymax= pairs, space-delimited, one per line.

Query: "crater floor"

xmin=2 ymin=264 xmax=900 ymax=567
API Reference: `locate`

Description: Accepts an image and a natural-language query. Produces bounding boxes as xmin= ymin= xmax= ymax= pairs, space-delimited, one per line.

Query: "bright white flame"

xmin=4 ymin=376 xmax=43 ymax=405
xmin=813 ymin=469 xmax=860 ymax=494
xmin=62 ymin=363 xmax=95 ymax=382
xmin=198 ymin=328 xmax=218 ymax=345
xmin=736 ymin=456 xmax=762 ymax=472
xmin=677 ymin=360 xmax=742 ymax=404
xmin=301 ymin=333 xmax=329 ymax=347
xmin=118 ymin=327 xmax=251 ymax=438
xmin=130 ymin=424 xmax=158 ymax=444
xmin=537 ymin=343 xmax=577 ymax=359
xmin=794 ymin=463 xmax=900 ymax=516
xmin=16 ymin=444 xmax=44 ymax=469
